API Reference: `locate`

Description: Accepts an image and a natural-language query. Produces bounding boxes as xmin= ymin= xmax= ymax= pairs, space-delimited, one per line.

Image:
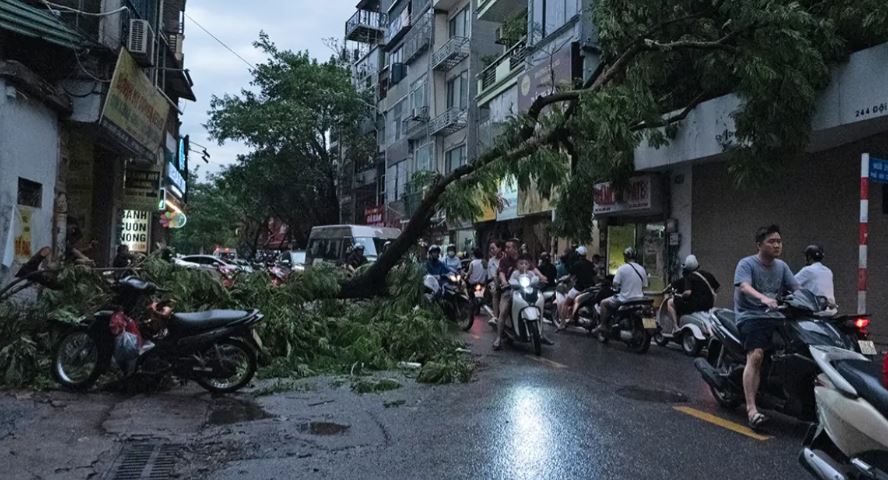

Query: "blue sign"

xmin=870 ymin=157 xmax=888 ymax=184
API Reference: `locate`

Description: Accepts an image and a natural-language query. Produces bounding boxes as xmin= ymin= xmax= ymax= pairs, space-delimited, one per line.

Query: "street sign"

xmin=869 ymin=156 xmax=888 ymax=183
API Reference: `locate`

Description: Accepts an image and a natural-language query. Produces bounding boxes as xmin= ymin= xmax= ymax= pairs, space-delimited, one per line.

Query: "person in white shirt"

xmin=795 ymin=244 xmax=835 ymax=307
xmin=594 ymin=247 xmax=648 ymax=334
xmin=466 ymin=248 xmax=487 ymax=285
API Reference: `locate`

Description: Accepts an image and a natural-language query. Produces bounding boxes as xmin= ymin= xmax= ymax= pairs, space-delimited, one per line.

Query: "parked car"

xmin=305 ymin=225 xmax=400 ymax=266
xmin=175 ymin=255 xmax=253 ymax=273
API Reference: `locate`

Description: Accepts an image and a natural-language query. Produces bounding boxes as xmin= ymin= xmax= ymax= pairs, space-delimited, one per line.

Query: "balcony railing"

xmin=477 ymin=38 xmax=527 ymax=100
xmin=402 ymin=109 xmax=430 ymax=140
xmin=402 ymin=10 xmax=432 ymax=64
xmin=346 ymin=9 xmax=386 ymax=44
xmin=432 ymin=36 xmax=470 ymax=72
xmin=429 ymin=108 xmax=467 ymax=136
xmin=385 ymin=7 xmax=412 ymax=46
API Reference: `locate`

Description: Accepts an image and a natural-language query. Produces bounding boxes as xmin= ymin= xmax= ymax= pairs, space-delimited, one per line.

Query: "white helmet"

xmin=576 ymin=246 xmax=588 ymax=256
xmin=682 ymin=255 xmax=699 ymax=272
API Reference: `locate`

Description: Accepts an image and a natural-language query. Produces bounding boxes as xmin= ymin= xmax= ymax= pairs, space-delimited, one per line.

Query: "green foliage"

xmin=352 ymin=378 xmax=401 ymax=394
xmin=170 ymin=177 xmax=242 ymax=254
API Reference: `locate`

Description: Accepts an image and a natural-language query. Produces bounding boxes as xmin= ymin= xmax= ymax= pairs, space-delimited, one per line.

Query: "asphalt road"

xmin=204 ymin=319 xmax=812 ymax=480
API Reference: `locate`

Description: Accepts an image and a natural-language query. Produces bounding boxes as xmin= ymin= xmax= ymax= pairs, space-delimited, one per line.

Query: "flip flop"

xmin=748 ymin=412 xmax=769 ymax=430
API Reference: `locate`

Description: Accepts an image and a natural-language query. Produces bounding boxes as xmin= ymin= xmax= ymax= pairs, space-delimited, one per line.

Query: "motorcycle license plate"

xmin=474 ymin=291 xmax=484 ymax=298
xmin=858 ymin=340 xmax=878 ymax=355
xmin=642 ymin=317 xmax=657 ymax=329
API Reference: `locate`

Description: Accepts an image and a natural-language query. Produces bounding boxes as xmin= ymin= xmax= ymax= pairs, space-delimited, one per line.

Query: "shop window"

xmin=17 ymin=178 xmax=42 ymax=208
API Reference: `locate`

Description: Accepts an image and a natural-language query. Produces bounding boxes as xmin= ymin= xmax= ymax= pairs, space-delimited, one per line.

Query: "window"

xmin=389 ymin=98 xmax=407 ymax=143
xmin=389 ymin=46 xmax=403 ymax=66
xmin=410 ymin=76 xmax=427 ymax=112
xmin=17 ymin=178 xmax=42 ymax=208
xmin=445 ymin=144 xmax=467 ymax=173
xmin=446 ymin=71 xmax=469 ymax=110
xmin=449 ymin=7 xmax=469 ymax=38
xmin=530 ymin=0 xmax=578 ymax=43
xmin=415 ymin=142 xmax=434 ymax=172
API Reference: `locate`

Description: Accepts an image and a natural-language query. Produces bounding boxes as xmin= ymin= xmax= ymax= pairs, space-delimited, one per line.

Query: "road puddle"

xmin=208 ymin=397 xmax=274 ymax=425
xmin=296 ymin=421 xmax=350 ymax=435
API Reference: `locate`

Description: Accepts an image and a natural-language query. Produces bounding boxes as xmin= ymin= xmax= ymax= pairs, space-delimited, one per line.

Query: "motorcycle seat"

xmin=171 ymin=310 xmax=254 ymax=332
xmin=617 ymin=299 xmax=653 ymax=310
xmin=834 ymin=359 xmax=888 ymax=418
xmin=118 ymin=277 xmax=155 ymax=293
xmin=713 ymin=309 xmax=741 ymax=339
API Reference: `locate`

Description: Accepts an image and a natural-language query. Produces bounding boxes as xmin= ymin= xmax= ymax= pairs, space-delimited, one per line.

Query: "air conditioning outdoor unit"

xmin=128 ymin=19 xmax=155 ymax=66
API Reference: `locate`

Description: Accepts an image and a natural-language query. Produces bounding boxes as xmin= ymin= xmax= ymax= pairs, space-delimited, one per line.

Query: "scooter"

xmin=694 ymin=290 xmax=856 ymax=421
xmin=502 ymin=274 xmax=547 ymax=356
xmin=653 ymin=286 xmax=711 ymax=357
xmin=800 ymin=345 xmax=888 ymax=479
xmin=588 ymin=296 xmax=657 ymax=354
xmin=424 ymin=274 xmax=473 ymax=331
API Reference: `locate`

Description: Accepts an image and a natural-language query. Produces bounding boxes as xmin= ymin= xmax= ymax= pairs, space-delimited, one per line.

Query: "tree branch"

xmin=631 ymin=90 xmax=710 ymax=131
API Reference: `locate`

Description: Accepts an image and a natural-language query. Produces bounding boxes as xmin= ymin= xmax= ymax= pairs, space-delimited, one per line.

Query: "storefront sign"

xmin=101 ymin=50 xmax=170 ymax=155
xmin=517 ymin=43 xmax=580 ymax=113
xmin=13 ymin=206 xmax=33 ymax=262
xmin=123 ymin=167 xmax=161 ymax=211
xmin=365 ymin=205 xmax=385 ymax=226
xmin=869 ymin=156 xmax=888 ymax=184
xmin=120 ymin=209 xmax=150 ymax=253
xmin=497 ymin=177 xmax=519 ymax=221
xmin=593 ymin=175 xmax=663 ymax=217
xmin=166 ymin=160 xmax=186 ymax=198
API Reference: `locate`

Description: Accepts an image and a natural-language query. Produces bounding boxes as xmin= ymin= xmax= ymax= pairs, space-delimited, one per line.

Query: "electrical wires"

xmin=184 ymin=12 xmax=255 ymax=70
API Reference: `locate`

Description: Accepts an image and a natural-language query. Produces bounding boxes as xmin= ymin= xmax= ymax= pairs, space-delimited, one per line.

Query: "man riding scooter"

xmin=594 ymin=247 xmax=648 ymax=336
xmin=666 ymin=255 xmax=719 ymax=323
xmin=558 ymin=246 xmax=598 ymax=328
xmin=794 ymin=244 xmax=836 ymax=315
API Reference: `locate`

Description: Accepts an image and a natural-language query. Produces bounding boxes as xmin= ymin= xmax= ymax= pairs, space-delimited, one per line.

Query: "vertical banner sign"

xmin=13 ymin=206 xmax=33 ymax=262
xmin=862 ymin=154 xmax=888 ymax=313
xmin=120 ymin=210 xmax=150 ymax=253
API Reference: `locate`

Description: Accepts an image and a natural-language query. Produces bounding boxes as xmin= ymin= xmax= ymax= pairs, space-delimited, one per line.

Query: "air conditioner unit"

xmin=410 ymin=106 xmax=429 ymax=121
xmin=128 ymin=19 xmax=155 ymax=66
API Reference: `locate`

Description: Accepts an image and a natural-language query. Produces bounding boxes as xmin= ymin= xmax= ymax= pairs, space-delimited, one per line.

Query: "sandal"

xmin=748 ymin=411 xmax=769 ymax=430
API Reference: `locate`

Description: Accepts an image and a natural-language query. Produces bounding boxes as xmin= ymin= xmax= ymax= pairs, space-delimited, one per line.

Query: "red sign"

xmin=593 ymin=176 xmax=654 ymax=215
xmin=365 ymin=206 xmax=385 ymax=226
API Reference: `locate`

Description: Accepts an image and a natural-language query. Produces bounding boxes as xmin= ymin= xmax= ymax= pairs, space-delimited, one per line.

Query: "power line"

xmin=184 ymin=12 xmax=255 ymax=70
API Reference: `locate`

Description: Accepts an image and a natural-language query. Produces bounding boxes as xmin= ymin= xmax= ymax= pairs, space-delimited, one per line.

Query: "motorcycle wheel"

xmin=52 ymin=329 xmax=102 ymax=391
xmin=530 ymin=322 xmax=542 ymax=356
xmin=626 ymin=326 xmax=651 ymax=354
xmin=681 ymin=333 xmax=703 ymax=357
xmin=653 ymin=332 xmax=670 ymax=347
xmin=455 ymin=298 xmax=474 ymax=332
xmin=195 ymin=338 xmax=257 ymax=394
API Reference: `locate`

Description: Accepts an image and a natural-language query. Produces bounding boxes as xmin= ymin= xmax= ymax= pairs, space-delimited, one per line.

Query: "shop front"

xmin=593 ymin=174 xmax=671 ymax=291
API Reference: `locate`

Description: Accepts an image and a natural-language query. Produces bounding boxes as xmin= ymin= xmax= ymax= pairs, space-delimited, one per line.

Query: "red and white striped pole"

xmin=859 ymin=153 xmax=870 ymax=314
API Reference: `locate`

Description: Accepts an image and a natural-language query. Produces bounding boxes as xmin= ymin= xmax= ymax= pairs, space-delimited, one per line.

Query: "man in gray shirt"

xmin=734 ymin=224 xmax=800 ymax=429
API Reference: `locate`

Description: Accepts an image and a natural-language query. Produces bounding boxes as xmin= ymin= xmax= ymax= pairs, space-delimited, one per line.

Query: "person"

xmin=537 ymin=252 xmax=557 ymax=288
xmin=555 ymin=254 xmax=568 ymax=279
xmin=734 ymin=225 xmax=800 ymax=430
xmin=591 ymin=254 xmax=606 ymax=281
xmin=487 ymin=241 xmax=503 ymax=326
xmin=346 ymin=244 xmax=368 ymax=269
xmin=112 ymin=244 xmax=133 ymax=269
xmin=466 ymin=248 xmax=487 ymax=286
xmin=666 ymin=254 xmax=720 ymax=321
xmin=444 ymin=245 xmax=462 ymax=273
xmin=509 ymin=253 xmax=537 ymax=284
xmin=425 ymin=245 xmax=449 ymax=277
xmin=493 ymin=239 xmax=520 ymax=350
xmin=794 ymin=244 xmax=835 ymax=307
xmin=595 ymin=247 xmax=648 ymax=334
xmin=560 ymin=246 xmax=598 ymax=325
xmin=65 ymin=221 xmax=96 ymax=265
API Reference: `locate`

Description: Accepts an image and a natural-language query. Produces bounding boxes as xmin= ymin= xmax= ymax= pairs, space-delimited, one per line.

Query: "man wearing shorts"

xmin=734 ymin=224 xmax=799 ymax=429
xmin=560 ymin=246 xmax=598 ymax=325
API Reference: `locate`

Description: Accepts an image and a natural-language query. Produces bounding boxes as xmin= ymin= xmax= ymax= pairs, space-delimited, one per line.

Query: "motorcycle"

xmin=694 ymin=289 xmax=856 ymax=421
xmin=587 ymin=296 xmax=657 ymax=354
xmin=424 ymin=273 xmax=473 ymax=331
xmin=826 ymin=314 xmax=879 ymax=358
xmin=51 ymin=276 xmax=265 ymax=393
xmin=269 ymin=261 xmax=292 ymax=286
xmin=502 ymin=274 xmax=547 ymax=355
xmin=800 ymin=345 xmax=888 ymax=480
xmin=653 ymin=286 xmax=711 ymax=357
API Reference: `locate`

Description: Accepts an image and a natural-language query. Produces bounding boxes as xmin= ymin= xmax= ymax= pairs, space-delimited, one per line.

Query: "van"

xmin=305 ymin=225 xmax=401 ymax=266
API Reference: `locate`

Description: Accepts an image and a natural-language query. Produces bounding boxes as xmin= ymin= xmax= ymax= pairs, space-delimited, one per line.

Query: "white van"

xmin=305 ymin=225 xmax=401 ymax=265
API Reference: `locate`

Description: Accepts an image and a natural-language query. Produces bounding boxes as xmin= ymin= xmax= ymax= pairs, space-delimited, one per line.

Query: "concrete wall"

xmin=692 ymin=132 xmax=888 ymax=341
xmin=0 ymin=78 xmax=60 ymax=284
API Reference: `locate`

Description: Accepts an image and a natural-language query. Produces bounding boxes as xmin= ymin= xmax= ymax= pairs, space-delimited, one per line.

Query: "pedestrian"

xmin=493 ymin=239 xmax=520 ymax=350
xmin=734 ymin=224 xmax=800 ymax=430
xmin=487 ymin=241 xmax=503 ymax=326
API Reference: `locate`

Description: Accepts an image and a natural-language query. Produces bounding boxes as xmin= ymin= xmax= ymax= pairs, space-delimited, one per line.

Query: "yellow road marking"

xmin=673 ymin=406 xmax=771 ymax=441
xmin=525 ymin=355 xmax=568 ymax=369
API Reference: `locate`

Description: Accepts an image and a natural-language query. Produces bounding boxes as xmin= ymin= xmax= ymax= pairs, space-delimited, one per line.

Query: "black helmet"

xmin=804 ymin=244 xmax=824 ymax=261
xmin=540 ymin=252 xmax=551 ymax=260
xmin=623 ymin=247 xmax=637 ymax=260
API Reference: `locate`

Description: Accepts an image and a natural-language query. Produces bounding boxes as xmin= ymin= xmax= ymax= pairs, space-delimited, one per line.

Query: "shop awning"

xmin=0 ymin=0 xmax=92 ymax=49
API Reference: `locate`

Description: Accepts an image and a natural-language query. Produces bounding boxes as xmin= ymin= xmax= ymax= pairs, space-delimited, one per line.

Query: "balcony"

xmin=385 ymin=7 xmax=412 ymax=46
xmin=430 ymin=108 xmax=467 ymax=136
xmin=433 ymin=0 xmax=463 ymax=10
xmin=402 ymin=10 xmax=432 ymax=64
xmin=477 ymin=0 xmax=525 ymax=22
xmin=432 ymin=36 xmax=470 ymax=72
xmin=476 ymin=38 xmax=527 ymax=105
xmin=402 ymin=108 xmax=430 ymax=140
xmin=346 ymin=9 xmax=386 ymax=44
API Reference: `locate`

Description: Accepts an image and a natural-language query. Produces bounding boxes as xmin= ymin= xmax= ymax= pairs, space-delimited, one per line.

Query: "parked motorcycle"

xmin=826 ymin=314 xmax=879 ymax=358
xmin=424 ymin=274 xmax=473 ymax=331
xmin=586 ymin=296 xmax=656 ymax=354
xmin=653 ymin=286 xmax=711 ymax=356
xmin=502 ymin=274 xmax=547 ymax=355
xmin=800 ymin=345 xmax=888 ymax=480
xmin=51 ymin=276 xmax=264 ymax=393
xmin=269 ymin=262 xmax=292 ymax=286
xmin=694 ymin=289 xmax=855 ymax=421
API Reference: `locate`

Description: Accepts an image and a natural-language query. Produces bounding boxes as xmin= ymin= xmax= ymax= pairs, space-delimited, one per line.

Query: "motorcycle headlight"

xmin=519 ymin=276 xmax=531 ymax=288
xmin=448 ymin=274 xmax=460 ymax=283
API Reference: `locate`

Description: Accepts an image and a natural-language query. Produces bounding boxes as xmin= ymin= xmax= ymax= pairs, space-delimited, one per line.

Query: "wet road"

xmin=206 ymin=319 xmax=812 ymax=480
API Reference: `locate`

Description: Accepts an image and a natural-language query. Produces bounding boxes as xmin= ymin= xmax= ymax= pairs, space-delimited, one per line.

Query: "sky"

xmin=180 ymin=0 xmax=356 ymax=178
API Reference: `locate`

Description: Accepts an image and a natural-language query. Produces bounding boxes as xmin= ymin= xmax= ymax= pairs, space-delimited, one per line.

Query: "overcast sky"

xmin=180 ymin=0 xmax=355 ymax=178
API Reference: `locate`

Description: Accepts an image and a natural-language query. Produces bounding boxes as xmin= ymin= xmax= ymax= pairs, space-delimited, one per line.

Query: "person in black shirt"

xmin=559 ymin=246 xmax=599 ymax=325
xmin=537 ymin=252 xmax=557 ymax=288
xmin=667 ymin=254 xmax=720 ymax=320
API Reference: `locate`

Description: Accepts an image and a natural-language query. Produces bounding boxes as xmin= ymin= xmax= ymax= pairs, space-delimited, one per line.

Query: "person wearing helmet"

xmin=794 ymin=244 xmax=835 ymax=306
xmin=559 ymin=246 xmax=599 ymax=325
xmin=594 ymin=247 xmax=649 ymax=335
xmin=425 ymin=245 xmax=449 ymax=277
xmin=346 ymin=243 xmax=368 ymax=270
xmin=444 ymin=244 xmax=462 ymax=274
xmin=666 ymin=255 xmax=720 ymax=322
